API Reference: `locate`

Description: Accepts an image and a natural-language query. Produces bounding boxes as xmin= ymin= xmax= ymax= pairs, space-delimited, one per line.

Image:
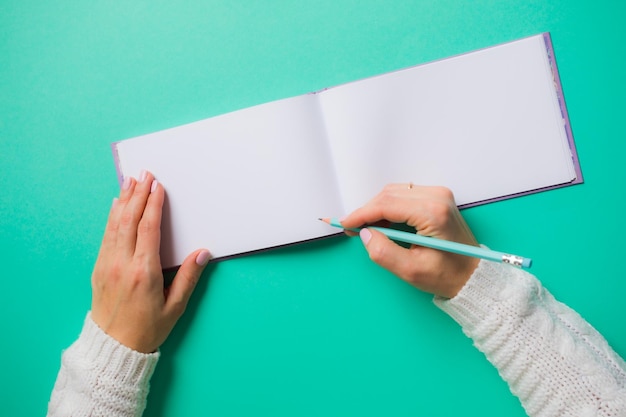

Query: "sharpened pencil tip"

xmin=319 ymin=217 xmax=330 ymax=224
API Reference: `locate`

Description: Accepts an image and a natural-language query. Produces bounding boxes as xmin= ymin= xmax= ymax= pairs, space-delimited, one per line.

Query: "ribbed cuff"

xmin=433 ymin=259 xmax=533 ymax=331
xmin=75 ymin=313 xmax=160 ymax=387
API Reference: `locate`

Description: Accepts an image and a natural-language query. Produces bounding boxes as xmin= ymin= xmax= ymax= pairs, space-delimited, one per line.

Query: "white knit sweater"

xmin=435 ymin=260 xmax=626 ymax=416
xmin=47 ymin=313 xmax=159 ymax=417
xmin=48 ymin=261 xmax=626 ymax=416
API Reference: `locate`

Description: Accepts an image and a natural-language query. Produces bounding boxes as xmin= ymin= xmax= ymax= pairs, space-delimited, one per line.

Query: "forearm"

xmin=47 ymin=313 xmax=159 ymax=417
xmin=435 ymin=260 xmax=626 ymax=416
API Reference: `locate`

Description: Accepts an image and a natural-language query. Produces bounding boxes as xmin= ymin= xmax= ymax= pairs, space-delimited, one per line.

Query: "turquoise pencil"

xmin=321 ymin=218 xmax=532 ymax=269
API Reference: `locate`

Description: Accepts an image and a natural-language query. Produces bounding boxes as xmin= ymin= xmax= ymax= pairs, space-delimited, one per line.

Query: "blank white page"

xmin=113 ymin=94 xmax=343 ymax=268
xmin=317 ymin=34 xmax=576 ymax=210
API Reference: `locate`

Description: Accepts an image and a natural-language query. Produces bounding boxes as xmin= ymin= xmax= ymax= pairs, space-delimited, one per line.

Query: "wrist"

xmin=80 ymin=312 xmax=160 ymax=384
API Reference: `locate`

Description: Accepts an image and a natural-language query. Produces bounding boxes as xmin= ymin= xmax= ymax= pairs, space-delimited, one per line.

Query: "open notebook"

xmin=112 ymin=33 xmax=582 ymax=268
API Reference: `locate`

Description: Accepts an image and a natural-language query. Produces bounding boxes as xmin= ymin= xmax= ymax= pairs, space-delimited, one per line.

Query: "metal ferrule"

xmin=501 ymin=254 xmax=523 ymax=268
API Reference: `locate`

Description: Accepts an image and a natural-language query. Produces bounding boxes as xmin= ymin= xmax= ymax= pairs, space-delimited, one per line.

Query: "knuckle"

xmin=105 ymin=220 xmax=120 ymax=234
xmin=170 ymin=299 xmax=187 ymax=317
xmin=137 ymin=218 xmax=154 ymax=236
xmin=431 ymin=199 xmax=452 ymax=219
xmin=424 ymin=198 xmax=455 ymax=227
xmin=119 ymin=210 xmax=134 ymax=227
xmin=379 ymin=184 xmax=397 ymax=200
xmin=181 ymin=271 xmax=199 ymax=291
xmin=373 ymin=188 xmax=398 ymax=210
xmin=382 ymin=183 xmax=397 ymax=193
xmin=167 ymin=272 xmax=199 ymax=317
xmin=127 ymin=261 xmax=154 ymax=288
xmin=109 ymin=259 xmax=124 ymax=279
xmin=398 ymin=262 xmax=419 ymax=284
xmin=117 ymin=191 xmax=132 ymax=204
xmin=367 ymin=241 xmax=386 ymax=264
xmin=431 ymin=186 xmax=456 ymax=203
xmin=392 ymin=253 xmax=409 ymax=272
xmin=167 ymin=293 xmax=189 ymax=317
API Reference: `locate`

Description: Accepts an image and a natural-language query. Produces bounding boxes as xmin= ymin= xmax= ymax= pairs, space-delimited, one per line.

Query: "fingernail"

xmin=150 ymin=179 xmax=158 ymax=193
xmin=139 ymin=170 xmax=148 ymax=183
xmin=195 ymin=250 xmax=212 ymax=266
xmin=122 ymin=176 xmax=131 ymax=190
xmin=359 ymin=229 xmax=372 ymax=245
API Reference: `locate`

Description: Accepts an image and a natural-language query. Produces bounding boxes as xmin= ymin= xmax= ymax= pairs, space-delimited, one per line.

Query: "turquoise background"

xmin=1 ymin=1 xmax=625 ymax=415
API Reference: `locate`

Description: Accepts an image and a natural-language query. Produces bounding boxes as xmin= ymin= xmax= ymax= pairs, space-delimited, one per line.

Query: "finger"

xmin=342 ymin=219 xmax=390 ymax=237
xmin=359 ymin=228 xmax=416 ymax=280
xmin=341 ymin=184 xmax=414 ymax=229
xmin=100 ymin=177 xmax=137 ymax=254
xmin=116 ymin=170 xmax=155 ymax=255
xmin=342 ymin=185 xmax=456 ymax=235
xmin=164 ymin=249 xmax=212 ymax=320
xmin=134 ymin=179 xmax=164 ymax=260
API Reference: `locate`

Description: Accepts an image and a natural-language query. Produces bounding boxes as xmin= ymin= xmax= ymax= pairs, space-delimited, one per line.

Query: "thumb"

xmin=165 ymin=249 xmax=211 ymax=319
xmin=359 ymin=228 xmax=411 ymax=278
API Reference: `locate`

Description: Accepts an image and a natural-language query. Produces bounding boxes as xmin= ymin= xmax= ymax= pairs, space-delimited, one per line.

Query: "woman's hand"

xmin=341 ymin=184 xmax=479 ymax=299
xmin=90 ymin=170 xmax=211 ymax=353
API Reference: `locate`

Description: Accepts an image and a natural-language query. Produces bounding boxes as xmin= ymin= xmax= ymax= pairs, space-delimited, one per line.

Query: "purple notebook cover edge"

xmin=459 ymin=32 xmax=583 ymax=210
xmin=110 ymin=142 xmax=124 ymax=187
xmin=542 ymin=32 xmax=583 ymax=185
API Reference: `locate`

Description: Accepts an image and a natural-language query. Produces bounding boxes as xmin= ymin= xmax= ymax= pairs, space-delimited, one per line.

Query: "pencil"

xmin=320 ymin=218 xmax=532 ymax=269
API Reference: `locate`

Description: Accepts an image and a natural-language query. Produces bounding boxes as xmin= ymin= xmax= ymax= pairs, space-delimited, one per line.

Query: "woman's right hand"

xmin=340 ymin=184 xmax=479 ymax=299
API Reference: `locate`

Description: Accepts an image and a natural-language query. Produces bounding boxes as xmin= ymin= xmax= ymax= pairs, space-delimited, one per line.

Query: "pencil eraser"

xmin=522 ymin=258 xmax=532 ymax=268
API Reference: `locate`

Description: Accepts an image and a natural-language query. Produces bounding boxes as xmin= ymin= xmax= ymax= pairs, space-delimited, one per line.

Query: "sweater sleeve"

xmin=47 ymin=313 xmax=159 ymax=417
xmin=434 ymin=260 xmax=626 ymax=417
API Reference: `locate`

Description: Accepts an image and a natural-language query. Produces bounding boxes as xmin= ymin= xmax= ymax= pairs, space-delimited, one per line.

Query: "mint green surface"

xmin=1 ymin=1 xmax=625 ymax=416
